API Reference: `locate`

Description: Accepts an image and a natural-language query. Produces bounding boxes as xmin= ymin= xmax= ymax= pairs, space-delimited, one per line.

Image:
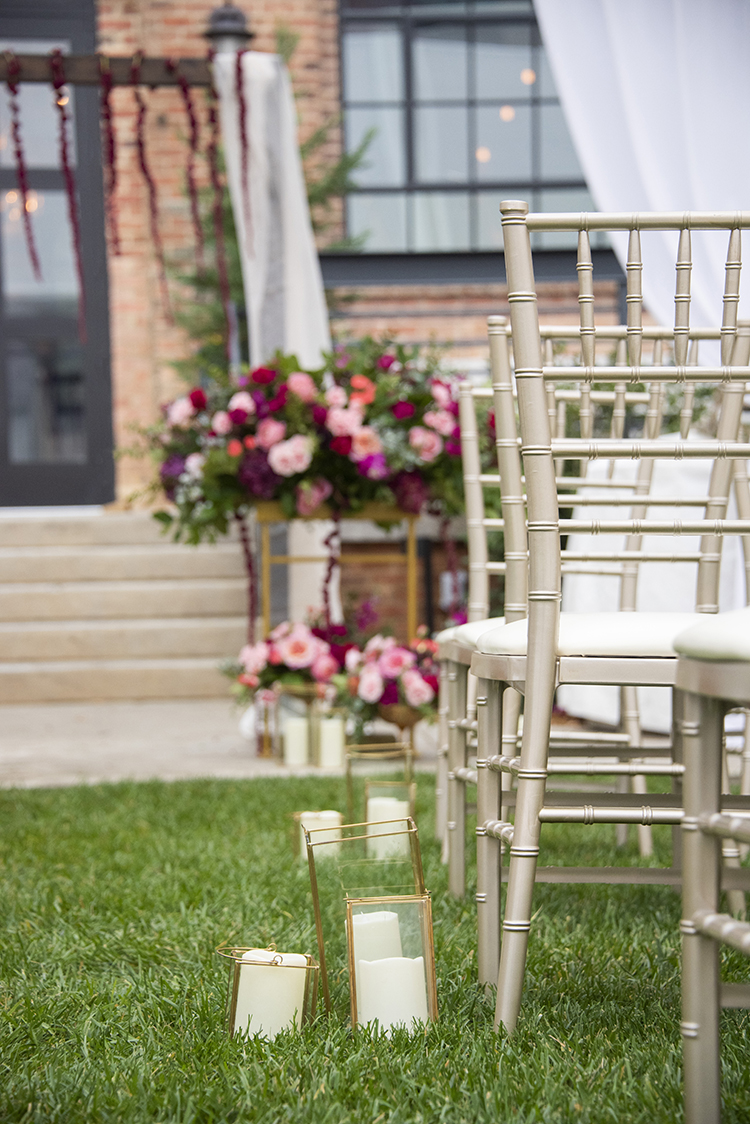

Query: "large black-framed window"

xmin=0 ymin=0 xmax=113 ymax=506
xmin=340 ymin=0 xmax=606 ymax=254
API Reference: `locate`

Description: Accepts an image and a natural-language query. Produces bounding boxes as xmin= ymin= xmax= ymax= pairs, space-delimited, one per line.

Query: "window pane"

xmin=414 ymin=105 xmax=469 ymax=183
xmin=412 ymin=192 xmax=470 ymax=250
xmin=0 ymin=39 xmax=75 ymax=168
xmin=348 ymin=192 xmax=408 ymax=251
xmin=474 ymin=104 xmax=532 ymax=181
xmin=343 ymin=24 xmax=403 ymax=102
xmin=475 ymin=23 xmax=533 ymax=100
xmin=413 ymin=23 xmax=468 ymax=102
xmin=539 ymin=103 xmax=583 ymax=180
xmin=476 ymin=191 xmax=505 ymax=249
xmin=7 ymin=338 xmax=86 ymax=464
xmin=1 ymin=189 xmax=78 ymax=317
xmin=536 ymin=44 xmax=558 ymax=99
xmin=534 ymin=189 xmax=609 ymax=249
xmin=346 ymin=107 xmax=406 ymax=187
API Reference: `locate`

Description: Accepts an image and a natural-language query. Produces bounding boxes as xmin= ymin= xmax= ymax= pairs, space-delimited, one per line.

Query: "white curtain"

xmin=534 ymin=0 xmax=750 ymax=330
xmin=213 ymin=51 xmax=331 ymax=369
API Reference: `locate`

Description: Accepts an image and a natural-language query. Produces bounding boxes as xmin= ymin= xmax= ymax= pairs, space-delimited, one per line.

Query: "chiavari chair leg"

xmin=435 ymin=660 xmax=450 ymax=847
xmin=447 ymin=660 xmax=468 ymax=897
xmin=476 ymin=677 xmax=503 ymax=987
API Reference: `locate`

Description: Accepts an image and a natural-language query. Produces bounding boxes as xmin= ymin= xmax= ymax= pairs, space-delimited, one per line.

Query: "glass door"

xmin=0 ymin=34 xmax=113 ymax=506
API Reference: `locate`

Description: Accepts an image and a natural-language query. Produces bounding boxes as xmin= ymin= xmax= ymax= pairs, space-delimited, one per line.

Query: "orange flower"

xmin=227 ymin=438 xmax=243 ymax=457
xmin=349 ymin=374 xmax=376 ymax=406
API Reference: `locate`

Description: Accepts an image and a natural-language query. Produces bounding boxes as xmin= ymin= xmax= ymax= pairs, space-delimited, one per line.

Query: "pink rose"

xmin=423 ymin=409 xmax=456 ymax=437
xmin=312 ymin=652 xmax=338 ymax=682
xmin=277 ymin=624 xmax=320 ymax=669
xmin=239 ymin=641 xmax=269 ymax=675
xmin=212 ymin=410 xmax=232 ymax=435
xmin=350 ymin=426 xmax=383 ymax=462
xmin=326 ymin=405 xmax=364 ymax=437
xmin=358 ymin=662 xmax=384 ymax=703
xmin=167 ymin=397 xmax=195 ymax=427
xmin=287 ymin=372 xmax=318 ymax=403
xmin=345 ymin=647 xmax=363 ymax=673
xmin=364 ymin=634 xmax=396 ymax=660
xmin=379 ymin=646 xmax=416 ymax=679
xmin=325 ymin=385 xmax=347 ymax=408
xmin=184 ymin=452 xmax=205 ymax=479
xmin=296 ymin=477 xmax=333 ymax=516
xmin=409 ymin=426 xmax=443 ymax=463
xmin=257 ymin=418 xmax=287 ymax=449
xmin=430 ymin=381 xmax=453 ymax=409
xmin=402 ymin=668 xmax=435 ymax=707
xmin=228 ymin=391 xmax=256 ymax=418
xmin=269 ymin=621 xmax=292 ymax=641
xmin=267 ymin=434 xmax=314 ymax=477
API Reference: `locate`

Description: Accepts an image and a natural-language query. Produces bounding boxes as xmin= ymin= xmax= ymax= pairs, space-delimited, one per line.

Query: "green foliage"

xmin=2 ymin=776 xmax=749 ymax=1122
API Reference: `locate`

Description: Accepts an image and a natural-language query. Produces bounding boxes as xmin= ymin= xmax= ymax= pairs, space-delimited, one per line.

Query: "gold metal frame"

xmin=364 ymin=779 xmax=417 ymax=820
xmin=344 ymin=893 xmax=438 ymax=1029
xmin=255 ymin=501 xmax=418 ymax=640
xmin=345 ymin=739 xmax=414 ymax=823
xmin=304 ymin=817 xmax=425 ymax=1012
xmin=217 ymin=945 xmax=319 ymax=1037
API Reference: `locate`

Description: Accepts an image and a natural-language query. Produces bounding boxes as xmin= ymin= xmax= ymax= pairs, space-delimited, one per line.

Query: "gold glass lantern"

xmin=303 ymin=817 xmax=426 ymax=1012
xmin=364 ymin=779 xmax=417 ymax=858
xmin=345 ymin=734 xmax=414 ymax=822
xmin=292 ymin=809 xmax=343 ymax=859
xmin=345 ymin=894 xmax=438 ymax=1033
xmin=217 ymin=945 xmax=318 ymax=1039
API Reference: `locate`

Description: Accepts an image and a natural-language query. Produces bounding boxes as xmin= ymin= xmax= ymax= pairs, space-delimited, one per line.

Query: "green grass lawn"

xmin=1 ymin=774 xmax=749 ymax=1123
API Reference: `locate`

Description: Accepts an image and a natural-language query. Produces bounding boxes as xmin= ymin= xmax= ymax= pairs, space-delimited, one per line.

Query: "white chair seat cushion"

xmin=673 ymin=606 xmax=750 ymax=662
xmin=451 ymin=616 xmax=506 ymax=650
xmin=435 ymin=625 xmax=459 ymax=645
xmin=477 ymin=612 xmax=702 ymax=658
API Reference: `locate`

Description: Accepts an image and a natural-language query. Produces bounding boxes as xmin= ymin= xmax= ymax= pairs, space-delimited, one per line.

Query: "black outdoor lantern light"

xmin=205 ymin=3 xmax=254 ymax=53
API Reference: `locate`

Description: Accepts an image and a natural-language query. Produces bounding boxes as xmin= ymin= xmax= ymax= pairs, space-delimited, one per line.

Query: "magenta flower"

xmin=357 ymin=453 xmax=388 ymax=479
xmin=238 ymin=450 xmax=281 ymax=499
xmin=312 ymin=405 xmax=328 ymax=425
xmin=391 ymin=400 xmax=415 ymax=420
xmin=377 ymin=354 xmax=396 ymax=370
xmin=393 ymin=471 xmax=430 ymax=514
xmin=379 ymin=679 xmax=399 ymax=705
xmin=189 ymin=387 xmax=207 ymax=410
xmin=252 ymin=366 xmax=277 ymax=385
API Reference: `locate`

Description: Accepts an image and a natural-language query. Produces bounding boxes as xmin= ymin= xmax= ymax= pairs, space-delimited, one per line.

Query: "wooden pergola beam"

xmin=0 ymin=54 xmax=212 ymax=87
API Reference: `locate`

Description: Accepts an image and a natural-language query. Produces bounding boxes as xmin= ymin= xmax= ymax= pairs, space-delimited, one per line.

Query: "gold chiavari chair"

xmin=472 ymin=203 xmax=750 ymax=1034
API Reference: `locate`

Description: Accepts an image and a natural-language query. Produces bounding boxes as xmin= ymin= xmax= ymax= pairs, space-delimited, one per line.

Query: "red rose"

xmin=330 ymin=435 xmax=353 ymax=455
xmin=189 ymin=387 xmax=207 ymax=410
xmin=229 ymin=408 xmax=248 ymax=425
xmin=312 ymin=405 xmax=327 ymax=425
xmin=391 ymin=401 xmax=415 ymax=420
xmin=252 ymin=366 xmax=277 ymax=385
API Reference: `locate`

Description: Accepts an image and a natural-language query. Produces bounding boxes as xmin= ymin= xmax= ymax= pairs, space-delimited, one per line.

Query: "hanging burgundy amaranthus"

xmin=49 ymin=49 xmax=86 ymax=343
xmin=130 ymin=53 xmax=170 ymax=315
xmin=98 ymin=55 xmax=120 ymax=255
xmin=234 ymin=47 xmax=252 ymax=249
xmin=206 ymin=50 xmax=231 ymax=350
xmin=165 ymin=57 xmax=204 ymax=269
xmin=4 ymin=51 xmax=42 ymax=282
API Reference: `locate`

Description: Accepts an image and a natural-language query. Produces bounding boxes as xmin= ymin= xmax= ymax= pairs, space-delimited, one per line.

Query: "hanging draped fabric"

xmin=534 ymin=0 xmax=750 ymax=331
xmin=212 ymin=50 xmax=331 ymax=369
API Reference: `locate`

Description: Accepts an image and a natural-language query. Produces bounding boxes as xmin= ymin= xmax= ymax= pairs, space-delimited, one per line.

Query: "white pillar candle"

xmin=233 ymin=949 xmax=309 ymax=1040
xmin=366 ymin=797 xmax=411 ymax=859
xmin=283 ymin=716 xmax=308 ymax=767
xmin=297 ymin=809 xmax=343 ymax=858
xmin=318 ymin=716 xmax=345 ymax=769
xmin=356 ymin=956 xmax=429 ymax=1034
xmin=351 ymin=910 xmax=403 ymax=1020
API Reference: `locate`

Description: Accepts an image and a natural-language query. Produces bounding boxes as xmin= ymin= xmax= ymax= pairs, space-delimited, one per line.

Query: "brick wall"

xmin=95 ymin=0 xmax=341 ymax=499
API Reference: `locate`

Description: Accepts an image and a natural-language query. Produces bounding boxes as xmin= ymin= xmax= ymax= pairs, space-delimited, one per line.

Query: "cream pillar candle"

xmin=356 ymin=956 xmax=429 ymax=1034
xmin=351 ymin=910 xmax=403 ymax=1020
xmin=297 ymin=809 xmax=343 ymax=858
xmin=283 ymin=716 xmax=308 ymax=767
xmin=366 ymin=796 xmax=411 ymax=859
xmin=233 ymin=949 xmax=309 ymax=1039
xmin=318 ymin=715 xmax=345 ymax=768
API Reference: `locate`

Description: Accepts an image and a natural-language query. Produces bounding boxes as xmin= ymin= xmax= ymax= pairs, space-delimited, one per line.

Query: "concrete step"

xmin=0 ymin=543 xmax=245 ymax=582
xmin=0 ymin=579 xmax=247 ymax=621
xmin=0 ymin=658 xmax=232 ymax=703
xmin=0 ymin=511 xmax=240 ymax=548
xmin=0 ymin=617 xmax=247 ymax=661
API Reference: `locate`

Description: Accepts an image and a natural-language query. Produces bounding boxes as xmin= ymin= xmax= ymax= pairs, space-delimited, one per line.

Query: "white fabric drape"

xmin=534 ymin=0 xmax=750 ymax=331
xmin=213 ymin=51 xmax=331 ymax=369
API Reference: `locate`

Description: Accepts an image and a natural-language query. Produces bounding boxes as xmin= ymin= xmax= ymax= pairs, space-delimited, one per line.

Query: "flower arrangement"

xmin=144 ymin=337 xmax=466 ymax=548
xmin=338 ymin=628 xmax=440 ymax=739
xmin=224 ymin=620 xmax=343 ymax=706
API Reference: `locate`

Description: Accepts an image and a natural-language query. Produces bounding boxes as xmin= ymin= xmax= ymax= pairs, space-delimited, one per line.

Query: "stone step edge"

xmin=0 ymin=616 xmax=247 ymax=633
xmin=0 ymin=657 xmax=231 ymax=673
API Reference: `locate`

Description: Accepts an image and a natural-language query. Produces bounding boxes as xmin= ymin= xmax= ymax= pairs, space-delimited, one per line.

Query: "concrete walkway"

xmin=0 ymin=699 xmax=437 ymax=789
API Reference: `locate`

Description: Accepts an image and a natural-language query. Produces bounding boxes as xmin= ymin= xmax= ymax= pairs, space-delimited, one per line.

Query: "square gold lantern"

xmin=218 ymin=945 xmax=318 ymax=1040
xmin=345 ymin=894 xmax=438 ymax=1033
xmin=345 ymin=734 xmax=413 ymax=823
xmin=303 ymin=817 xmax=426 ymax=1013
